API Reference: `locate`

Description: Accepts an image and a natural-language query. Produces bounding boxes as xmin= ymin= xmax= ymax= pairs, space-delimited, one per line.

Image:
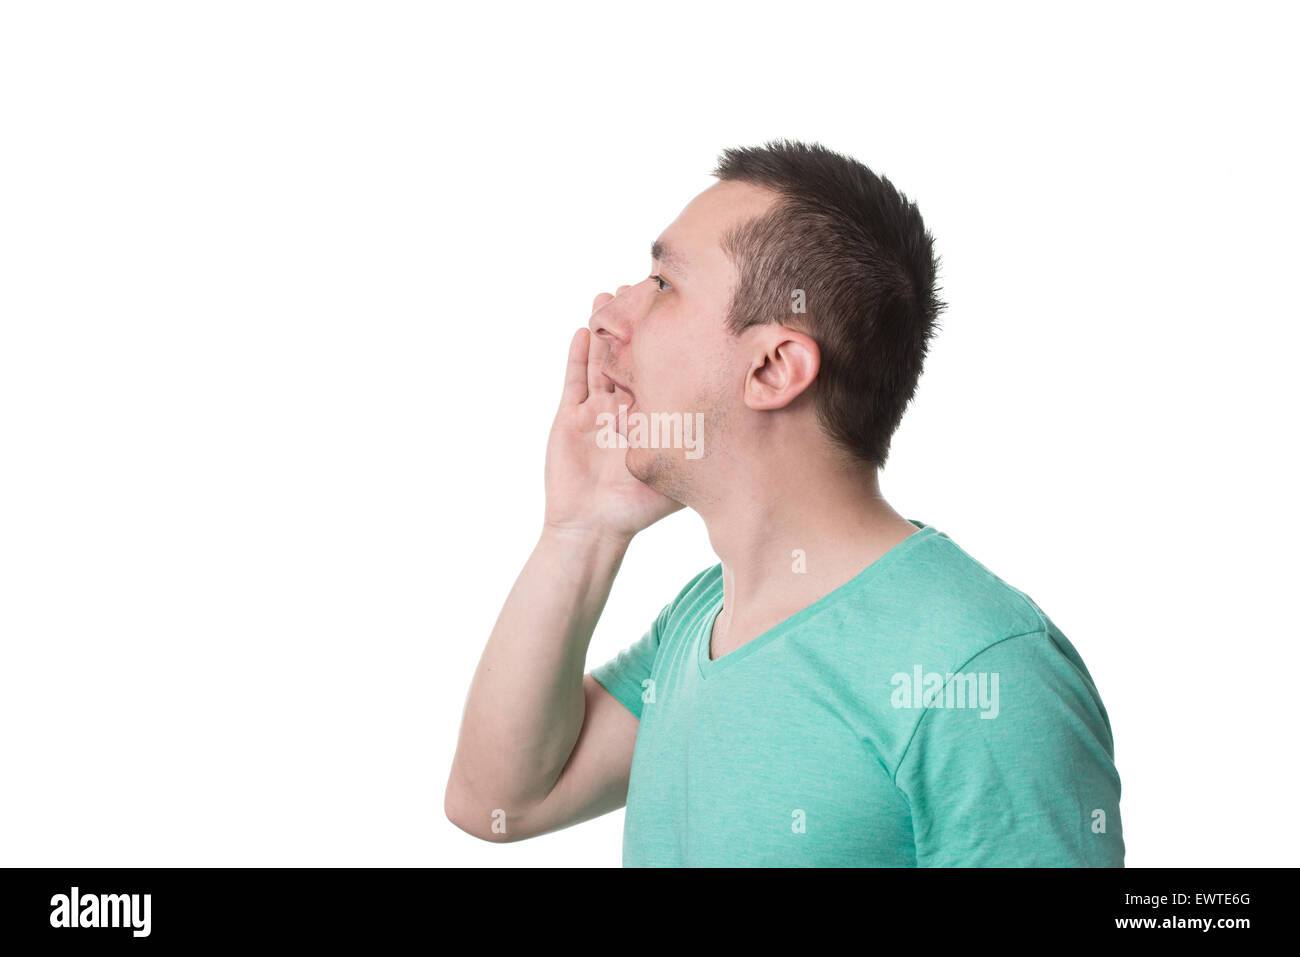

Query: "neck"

xmin=695 ymin=449 xmax=919 ymax=654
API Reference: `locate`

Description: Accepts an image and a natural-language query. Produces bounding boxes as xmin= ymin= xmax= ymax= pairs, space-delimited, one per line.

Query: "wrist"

xmin=540 ymin=520 xmax=635 ymax=553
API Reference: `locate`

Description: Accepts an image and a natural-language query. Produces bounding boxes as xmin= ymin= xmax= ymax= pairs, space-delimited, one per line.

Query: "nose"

xmin=589 ymin=281 xmax=649 ymax=345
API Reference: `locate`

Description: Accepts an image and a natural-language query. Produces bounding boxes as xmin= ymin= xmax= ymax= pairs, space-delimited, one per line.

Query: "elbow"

xmin=444 ymin=778 xmax=527 ymax=844
xmin=443 ymin=777 xmax=489 ymax=841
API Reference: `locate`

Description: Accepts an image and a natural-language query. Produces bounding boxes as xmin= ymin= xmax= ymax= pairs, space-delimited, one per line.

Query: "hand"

xmin=543 ymin=292 xmax=685 ymax=542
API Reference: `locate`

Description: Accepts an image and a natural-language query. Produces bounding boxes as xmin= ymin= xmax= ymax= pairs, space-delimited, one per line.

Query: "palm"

xmin=545 ymin=318 xmax=683 ymax=540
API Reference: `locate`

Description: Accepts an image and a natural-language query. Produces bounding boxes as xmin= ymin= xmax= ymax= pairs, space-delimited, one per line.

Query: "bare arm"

xmin=444 ymin=527 xmax=636 ymax=841
xmin=445 ymin=293 xmax=682 ymax=842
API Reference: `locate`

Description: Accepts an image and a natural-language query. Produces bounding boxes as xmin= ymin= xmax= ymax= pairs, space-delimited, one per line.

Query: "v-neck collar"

xmin=696 ymin=520 xmax=939 ymax=680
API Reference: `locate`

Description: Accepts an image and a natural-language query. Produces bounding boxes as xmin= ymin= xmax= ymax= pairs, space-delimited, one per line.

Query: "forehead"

xmin=655 ymin=180 xmax=781 ymax=274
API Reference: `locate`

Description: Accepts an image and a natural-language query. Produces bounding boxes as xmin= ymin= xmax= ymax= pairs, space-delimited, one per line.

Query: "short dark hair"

xmin=712 ymin=139 xmax=946 ymax=469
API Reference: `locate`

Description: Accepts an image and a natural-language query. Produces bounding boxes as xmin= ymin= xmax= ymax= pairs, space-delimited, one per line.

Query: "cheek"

xmin=639 ymin=313 xmax=727 ymax=408
xmin=705 ymin=360 xmax=735 ymax=412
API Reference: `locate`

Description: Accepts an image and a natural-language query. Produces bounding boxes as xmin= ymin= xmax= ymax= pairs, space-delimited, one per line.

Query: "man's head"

xmin=590 ymin=139 xmax=945 ymax=503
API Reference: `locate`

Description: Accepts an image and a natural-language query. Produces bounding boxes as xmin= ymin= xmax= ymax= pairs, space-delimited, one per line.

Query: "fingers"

xmin=587 ymin=292 xmax=618 ymax=398
xmin=586 ymin=323 xmax=612 ymax=398
xmin=560 ymin=327 xmax=590 ymax=407
xmin=590 ymin=286 xmax=629 ymax=316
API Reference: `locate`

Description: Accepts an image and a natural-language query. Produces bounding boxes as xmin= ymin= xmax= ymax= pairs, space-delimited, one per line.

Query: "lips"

xmin=602 ymin=372 xmax=636 ymax=408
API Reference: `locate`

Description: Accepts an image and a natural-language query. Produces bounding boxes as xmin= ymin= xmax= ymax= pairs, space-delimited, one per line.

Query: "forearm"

xmin=446 ymin=525 xmax=631 ymax=816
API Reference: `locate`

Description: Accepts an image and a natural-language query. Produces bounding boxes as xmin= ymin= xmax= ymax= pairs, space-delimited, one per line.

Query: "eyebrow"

xmin=651 ymin=239 xmax=689 ymax=275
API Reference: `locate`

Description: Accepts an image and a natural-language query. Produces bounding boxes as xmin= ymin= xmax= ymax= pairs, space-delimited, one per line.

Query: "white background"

xmin=2 ymin=1 xmax=1296 ymax=867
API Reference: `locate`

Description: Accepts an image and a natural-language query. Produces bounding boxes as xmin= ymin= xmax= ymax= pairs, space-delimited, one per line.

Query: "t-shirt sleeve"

xmin=589 ymin=601 xmax=672 ymax=721
xmin=894 ymin=629 xmax=1125 ymax=867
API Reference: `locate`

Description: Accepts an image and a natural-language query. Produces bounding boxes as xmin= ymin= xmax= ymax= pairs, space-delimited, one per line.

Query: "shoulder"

xmin=888 ymin=534 xmax=1117 ymax=772
xmin=891 ymin=530 xmax=1054 ymax=669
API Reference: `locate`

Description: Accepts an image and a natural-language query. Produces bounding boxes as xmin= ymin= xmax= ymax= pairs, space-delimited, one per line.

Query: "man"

xmin=445 ymin=139 xmax=1124 ymax=866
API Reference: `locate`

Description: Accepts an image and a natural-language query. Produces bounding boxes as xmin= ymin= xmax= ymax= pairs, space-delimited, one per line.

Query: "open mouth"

xmin=603 ymin=373 xmax=636 ymax=409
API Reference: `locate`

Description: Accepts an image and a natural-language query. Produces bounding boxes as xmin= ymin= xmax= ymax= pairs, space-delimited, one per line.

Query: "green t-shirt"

xmin=591 ymin=520 xmax=1124 ymax=867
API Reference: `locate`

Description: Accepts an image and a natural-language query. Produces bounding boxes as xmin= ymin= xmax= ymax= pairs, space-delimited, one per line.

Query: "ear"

xmin=743 ymin=327 xmax=820 ymax=411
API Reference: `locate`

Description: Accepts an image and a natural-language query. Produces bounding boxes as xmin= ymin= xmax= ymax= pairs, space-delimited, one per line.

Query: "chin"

xmin=627 ymin=447 xmax=688 ymax=502
xmin=625 ymin=445 xmax=658 ymax=483
xmin=626 ymin=444 xmax=667 ymax=483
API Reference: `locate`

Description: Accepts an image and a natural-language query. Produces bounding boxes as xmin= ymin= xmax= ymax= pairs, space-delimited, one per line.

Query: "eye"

xmin=650 ymin=274 xmax=672 ymax=292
